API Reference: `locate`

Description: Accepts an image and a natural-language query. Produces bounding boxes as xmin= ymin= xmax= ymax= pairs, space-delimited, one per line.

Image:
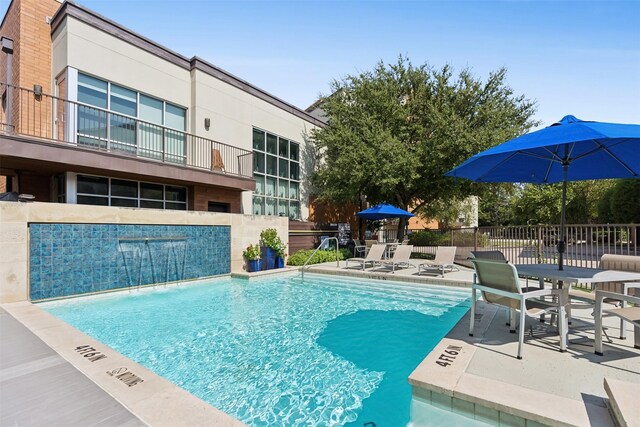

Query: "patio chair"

xmin=417 ymin=246 xmax=459 ymax=277
xmin=374 ymin=245 xmax=415 ymax=273
xmin=570 ymin=254 xmax=640 ymax=339
xmin=353 ymin=239 xmax=366 ymax=257
xmin=346 ymin=244 xmax=386 ymax=270
xmin=469 ymin=259 xmax=567 ymax=359
xmin=211 ymin=148 xmax=225 ymax=172
xmin=594 ymin=289 xmax=640 ymax=355
xmin=470 ymin=249 xmax=536 ymax=291
xmin=469 ymin=250 xmax=506 ymax=261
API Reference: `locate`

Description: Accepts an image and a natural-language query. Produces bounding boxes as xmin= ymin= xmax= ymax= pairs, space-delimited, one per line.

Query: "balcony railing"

xmin=0 ymin=83 xmax=253 ymax=179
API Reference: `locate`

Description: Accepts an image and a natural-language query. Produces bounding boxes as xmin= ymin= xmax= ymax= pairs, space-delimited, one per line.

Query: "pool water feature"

xmin=41 ymin=273 xmax=473 ymax=426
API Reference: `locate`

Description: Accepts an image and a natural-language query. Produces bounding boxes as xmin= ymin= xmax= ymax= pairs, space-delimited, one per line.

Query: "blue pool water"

xmin=41 ymin=273 xmax=472 ymax=426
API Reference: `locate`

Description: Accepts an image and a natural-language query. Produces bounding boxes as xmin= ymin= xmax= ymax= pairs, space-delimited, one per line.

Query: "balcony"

xmin=0 ymin=83 xmax=253 ymax=179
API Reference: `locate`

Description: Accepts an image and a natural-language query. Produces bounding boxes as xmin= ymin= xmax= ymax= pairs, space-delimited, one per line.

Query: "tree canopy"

xmin=310 ymin=57 xmax=538 ymax=238
xmin=492 ymin=180 xmax=619 ymax=226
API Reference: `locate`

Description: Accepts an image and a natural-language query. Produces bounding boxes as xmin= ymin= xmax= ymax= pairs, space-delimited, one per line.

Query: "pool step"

xmin=604 ymin=378 xmax=640 ymax=427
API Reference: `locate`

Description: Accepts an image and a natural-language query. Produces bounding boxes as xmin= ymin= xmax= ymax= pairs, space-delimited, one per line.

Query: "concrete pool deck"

xmin=1 ymin=307 xmax=144 ymax=426
xmin=409 ymin=300 xmax=640 ymax=427
xmin=1 ymin=301 xmax=245 ymax=427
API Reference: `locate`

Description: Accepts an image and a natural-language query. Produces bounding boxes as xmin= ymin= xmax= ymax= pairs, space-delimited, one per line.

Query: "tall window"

xmin=252 ymin=128 xmax=300 ymax=219
xmin=76 ymin=175 xmax=187 ymax=210
xmin=77 ymin=73 xmax=187 ymax=163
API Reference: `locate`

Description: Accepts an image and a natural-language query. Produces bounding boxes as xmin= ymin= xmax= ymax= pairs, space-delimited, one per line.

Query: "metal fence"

xmin=383 ymin=224 xmax=639 ymax=269
xmin=0 ymin=83 xmax=253 ymax=178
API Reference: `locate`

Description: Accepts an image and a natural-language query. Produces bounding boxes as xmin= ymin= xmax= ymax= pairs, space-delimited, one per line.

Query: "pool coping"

xmin=301 ymin=265 xmax=473 ymax=288
xmin=1 ymin=300 xmax=246 ymax=427
xmin=408 ymin=301 xmax=615 ymax=427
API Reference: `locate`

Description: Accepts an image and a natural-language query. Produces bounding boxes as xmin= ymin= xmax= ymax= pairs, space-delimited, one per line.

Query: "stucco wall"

xmin=0 ymin=201 xmax=288 ymax=303
xmin=53 ymin=17 xmax=192 ymax=109
xmin=190 ymin=69 xmax=317 ymax=219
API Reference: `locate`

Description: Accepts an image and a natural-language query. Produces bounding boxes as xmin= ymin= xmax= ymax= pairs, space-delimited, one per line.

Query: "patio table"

xmin=514 ymin=264 xmax=640 ymax=343
xmin=514 ymin=264 xmax=640 ymax=288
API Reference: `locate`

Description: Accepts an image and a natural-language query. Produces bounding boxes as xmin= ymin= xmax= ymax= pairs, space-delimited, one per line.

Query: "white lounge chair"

xmin=469 ymin=259 xmax=567 ymax=360
xmin=594 ymin=290 xmax=640 ymax=356
xmin=418 ymin=246 xmax=459 ymax=277
xmin=346 ymin=244 xmax=386 ymax=270
xmin=375 ymin=245 xmax=414 ymax=273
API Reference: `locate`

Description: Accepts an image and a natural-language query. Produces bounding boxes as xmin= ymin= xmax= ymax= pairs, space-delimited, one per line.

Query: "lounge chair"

xmin=417 ymin=246 xmax=459 ymax=277
xmin=375 ymin=245 xmax=414 ymax=273
xmin=346 ymin=244 xmax=386 ymax=270
xmin=365 ymin=239 xmax=378 ymax=250
xmin=594 ymin=290 xmax=640 ymax=355
xmin=469 ymin=259 xmax=567 ymax=359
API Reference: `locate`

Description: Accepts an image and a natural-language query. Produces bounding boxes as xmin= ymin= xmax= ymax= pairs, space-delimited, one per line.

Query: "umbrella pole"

xmin=558 ymin=162 xmax=569 ymax=271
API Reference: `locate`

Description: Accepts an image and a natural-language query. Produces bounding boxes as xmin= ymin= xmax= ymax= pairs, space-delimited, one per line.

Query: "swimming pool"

xmin=41 ymin=273 xmax=474 ymax=426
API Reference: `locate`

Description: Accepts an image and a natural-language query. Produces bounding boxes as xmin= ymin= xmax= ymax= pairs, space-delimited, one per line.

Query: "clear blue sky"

xmin=3 ymin=0 xmax=639 ymax=127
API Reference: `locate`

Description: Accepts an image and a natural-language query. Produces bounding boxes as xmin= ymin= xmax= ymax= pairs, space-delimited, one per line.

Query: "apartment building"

xmin=0 ymin=0 xmax=324 ymax=218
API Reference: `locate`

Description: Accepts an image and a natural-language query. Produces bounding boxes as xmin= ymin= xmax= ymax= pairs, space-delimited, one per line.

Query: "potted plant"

xmin=273 ymin=238 xmax=287 ymax=268
xmin=243 ymin=244 xmax=261 ymax=273
xmin=259 ymin=228 xmax=280 ymax=270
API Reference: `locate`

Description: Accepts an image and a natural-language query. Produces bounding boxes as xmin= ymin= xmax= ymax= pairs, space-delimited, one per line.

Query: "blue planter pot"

xmin=275 ymin=257 xmax=284 ymax=268
xmin=247 ymin=259 xmax=261 ymax=273
xmin=261 ymin=246 xmax=276 ymax=270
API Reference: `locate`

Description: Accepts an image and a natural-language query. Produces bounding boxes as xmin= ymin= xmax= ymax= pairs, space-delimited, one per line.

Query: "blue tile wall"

xmin=29 ymin=224 xmax=231 ymax=300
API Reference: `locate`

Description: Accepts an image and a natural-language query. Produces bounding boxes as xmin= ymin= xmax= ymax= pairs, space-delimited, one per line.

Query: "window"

xmin=208 ymin=202 xmax=230 ymax=213
xmin=76 ymin=73 xmax=187 ymax=164
xmin=252 ymin=128 xmax=301 ymax=219
xmin=55 ymin=175 xmax=66 ymax=203
xmin=76 ymin=175 xmax=187 ymax=210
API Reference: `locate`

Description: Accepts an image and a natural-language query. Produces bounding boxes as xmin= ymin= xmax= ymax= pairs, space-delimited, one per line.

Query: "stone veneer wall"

xmin=0 ymin=202 xmax=288 ymax=303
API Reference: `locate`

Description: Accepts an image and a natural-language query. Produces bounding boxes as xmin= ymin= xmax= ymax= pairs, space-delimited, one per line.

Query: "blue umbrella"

xmin=446 ymin=115 xmax=640 ymax=269
xmin=357 ymin=203 xmax=415 ymax=220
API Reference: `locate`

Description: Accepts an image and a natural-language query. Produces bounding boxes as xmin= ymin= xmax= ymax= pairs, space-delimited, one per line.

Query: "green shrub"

xmin=287 ymin=248 xmax=352 ymax=266
xmin=452 ymin=232 xmax=488 ymax=247
xmin=408 ymin=231 xmax=450 ymax=246
xmin=260 ymin=228 xmax=280 ymax=248
xmin=410 ymin=252 xmax=435 ymax=260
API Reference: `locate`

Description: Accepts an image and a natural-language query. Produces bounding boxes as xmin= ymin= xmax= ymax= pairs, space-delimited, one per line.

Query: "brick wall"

xmin=0 ymin=0 xmax=61 ymax=134
xmin=191 ymin=185 xmax=242 ymax=213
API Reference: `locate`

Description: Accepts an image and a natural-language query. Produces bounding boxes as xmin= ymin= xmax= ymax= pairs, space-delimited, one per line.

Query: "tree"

xmin=610 ymin=179 xmax=640 ymax=223
xmin=597 ymin=187 xmax=615 ymax=223
xmin=310 ymin=56 xmax=537 ymax=239
xmin=509 ymin=180 xmax=617 ymax=226
xmin=510 ymin=184 xmax=567 ymax=224
xmin=478 ymin=183 xmax=518 ymax=226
